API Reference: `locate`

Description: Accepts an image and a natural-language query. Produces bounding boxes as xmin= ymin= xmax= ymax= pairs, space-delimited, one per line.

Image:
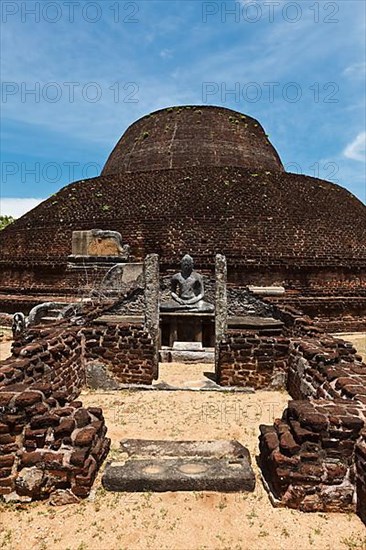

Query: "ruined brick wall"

xmin=83 ymin=323 xmax=155 ymax=385
xmin=0 ymin=314 xmax=156 ymax=500
xmin=258 ymin=331 xmax=366 ymax=522
xmin=287 ymin=337 xmax=366 ymax=403
xmin=259 ymin=400 xmax=365 ymax=512
xmin=217 ymin=330 xmax=290 ymax=388
xmin=266 ymin=296 xmax=366 ymax=334
xmin=0 ymin=390 xmax=109 ymax=499
xmin=0 ymin=323 xmax=112 ymax=500
xmin=1 ymin=325 xmax=84 ymax=398
xmin=356 ymin=432 xmax=366 ymax=523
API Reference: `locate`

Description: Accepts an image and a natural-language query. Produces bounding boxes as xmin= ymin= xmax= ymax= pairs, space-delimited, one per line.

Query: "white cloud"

xmin=0 ymin=198 xmax=44 ymax=218
xmin=160 ymin=49 xmax=173 ymax=59
xmin=343 ymin=62 xmax=366 ymax=78
xmin=343 ymin=132 xmax=366 ymax=162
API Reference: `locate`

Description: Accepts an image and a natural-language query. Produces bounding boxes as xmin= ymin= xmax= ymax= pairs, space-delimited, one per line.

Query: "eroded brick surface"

xmin=259 ymin=400 xmax=365 ymax=513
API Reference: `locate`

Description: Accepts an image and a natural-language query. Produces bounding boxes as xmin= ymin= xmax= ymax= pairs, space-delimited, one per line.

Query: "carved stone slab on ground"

xmin=102 ymin=439 xmax=255 ymax=493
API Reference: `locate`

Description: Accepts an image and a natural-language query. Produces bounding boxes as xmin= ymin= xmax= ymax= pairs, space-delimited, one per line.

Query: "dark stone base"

xmin=102 ymin=439 xmax=255 ymax=493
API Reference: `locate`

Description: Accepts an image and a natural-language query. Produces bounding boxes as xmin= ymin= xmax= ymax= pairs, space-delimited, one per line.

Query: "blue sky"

xmin=1 ymin=0 xmax=365 ymax=217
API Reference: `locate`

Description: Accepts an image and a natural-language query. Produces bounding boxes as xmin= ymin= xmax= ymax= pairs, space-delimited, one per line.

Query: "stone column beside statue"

xmin=144 ymin=254 xmax=160 ymax=379
xmin=215 ymin=254 xmax=227 ymax=374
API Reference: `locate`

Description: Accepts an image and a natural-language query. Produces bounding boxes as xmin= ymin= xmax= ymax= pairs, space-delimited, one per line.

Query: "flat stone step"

xmin=173 ymin=341 xmax=203 ymax=351
xmin=228 ymin=316 xmax=284 ymax=330
xmin=159 ymin=349 xmax=214 ymax=363
xmin=102 ymin=439 xmax=255 ymax=493
xmin=38 ymin=316 xmax=61 ymax=323
xmin=248 ymin=286 xmax=285 ymax=296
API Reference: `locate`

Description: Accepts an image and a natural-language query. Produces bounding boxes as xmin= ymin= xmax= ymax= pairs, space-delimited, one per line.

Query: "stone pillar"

xmin=215 ymin=254 xmax=227 ymax=376
xmin=144 ymin=254 xmax=160 ymax=379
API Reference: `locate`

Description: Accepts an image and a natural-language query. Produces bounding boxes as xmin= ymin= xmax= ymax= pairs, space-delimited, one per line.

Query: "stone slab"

xmin=100 ymin=263 xmax=144 ymax=292
xmin=93 ymin=315 xmax=144 ymax=324
xmin=86 ymin=362 xmax=120 ymax=390
xmin=102 ymin=439 xmax=255 ymax=493
xmin=159 ymin=349 xmax=214 ymax=363
xmin=173 ymin=341 xmax=203 ymax=351
xmin=119 ymin=383 xmax=254 ymax=392
xmin=68 ymin=255 xmax=126 ymax=265
xmin=120 ymin=439 xmax=251 ymax=460
xmin=160 ymin=312 xmax=214 ymax=317
xmin=228 ymin=316 xmax=284 ymax=329
xmin=248 ymin=286 xmax=285 ymax=296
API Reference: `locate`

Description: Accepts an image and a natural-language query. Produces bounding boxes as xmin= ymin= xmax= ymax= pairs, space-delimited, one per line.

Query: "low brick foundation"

xmin=259 ymin=400 xmax=365 ymax=512
xmin=355 ymin=432 xmax=366 ymax=523
xmin=0 ymin=323 xmax=112 ymax=500
xmin=0 ymin=313 xmax=158 ymax=500
xmin=0 ymin=388 xmax=110 ymax=499
xmin=217 ymin=331 xmax=290 ymax=388
xmin=265 ymin=296 xmax=366 ymax=334
xmin=258 ymin=330 xmax=366 ymax=523
xmin=287 ymin=337 xmax=366 ymax=403
xmin=84 ymin=323 xmax=155 ymax=385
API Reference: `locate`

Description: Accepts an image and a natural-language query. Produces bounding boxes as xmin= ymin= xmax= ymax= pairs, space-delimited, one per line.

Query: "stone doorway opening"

xmin=158 ymin=312 xmax=216 ymax=388
xmin=160 ymin=312 xmax=215 ymax=348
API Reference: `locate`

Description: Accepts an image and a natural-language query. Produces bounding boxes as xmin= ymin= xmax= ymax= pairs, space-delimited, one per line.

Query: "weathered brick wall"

xmin=266 ymin=296 xmax=366 ymax=334
xmin=259 ymin=400 xmax=365 ymax=513
xmin=0 ymin=262 xmax=111 ymax=298
xmin=1 ymin=325 xmax=84 ymax=398
xmin=0 ymin=323 xmax=112 ymax=500
xmin=217 ymin=330 xmax=290 ymax=388
xmin=83 ymin=323 xmax=155 ymax=385
xmin=315 ymin=318 xmax=366 ymax=333
xmin=0 ymin=389 xmax=109 ymax=499
xmin=287 ymin=337 xmax=366 ymax=403
xmin=258 ymin=332 xmax=366 ymax=522
xmin=0 ymin=163 xmax=365 ymax=294
xmin=355 ymin=431 xmax=366 ymax=524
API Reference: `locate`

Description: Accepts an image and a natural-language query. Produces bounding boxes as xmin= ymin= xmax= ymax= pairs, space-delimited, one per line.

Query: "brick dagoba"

xmin=0 ymin=106 xmax=365 ymax=299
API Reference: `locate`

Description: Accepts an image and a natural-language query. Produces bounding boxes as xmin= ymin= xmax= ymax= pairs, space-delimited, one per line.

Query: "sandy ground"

xmin=156 ymin=362 xmax=215 ymax=387
xmin=0 ymin=328 xmax=12 ymax=362
xmin=1 ymin=334 xmax=366 ymax=549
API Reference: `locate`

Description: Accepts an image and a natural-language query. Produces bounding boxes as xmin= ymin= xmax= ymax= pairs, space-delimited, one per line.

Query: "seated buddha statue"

xmin=160 ymin=254 xmax=214 ymax=312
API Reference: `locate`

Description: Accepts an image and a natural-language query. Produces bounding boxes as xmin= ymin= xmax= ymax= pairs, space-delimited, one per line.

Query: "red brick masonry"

xmin=259 ymin=399 xmax=365 ymax=512
xmin=0 ymin=321 xmax=154 ymax=500
xmin=217 ymin=310 xmax=366 ymax=521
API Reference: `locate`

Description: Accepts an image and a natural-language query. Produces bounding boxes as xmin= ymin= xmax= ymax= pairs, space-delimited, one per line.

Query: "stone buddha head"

xmin=181 ymin=254 xmax=194 ymax=277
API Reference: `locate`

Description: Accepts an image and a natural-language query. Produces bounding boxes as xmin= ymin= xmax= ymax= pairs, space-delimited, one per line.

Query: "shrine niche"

xmin=71 ymin=229 xmax=130 ymax=259
xmin=160 ymin=254 xmax=215 ymax=350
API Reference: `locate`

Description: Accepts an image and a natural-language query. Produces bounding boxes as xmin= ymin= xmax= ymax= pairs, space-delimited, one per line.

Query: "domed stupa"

xmin=101 ymin=106 xmax=284 ymax=174
xmin=0 ymin=105 xmax=365 ymax=301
